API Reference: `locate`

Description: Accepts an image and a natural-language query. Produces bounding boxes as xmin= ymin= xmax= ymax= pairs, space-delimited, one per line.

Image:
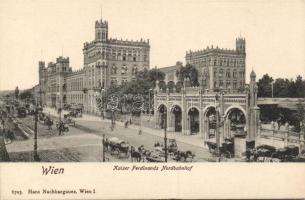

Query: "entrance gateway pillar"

xmin=223 ymin=118 xmax=231 ymax=139
xmin=248 ymin=71 xmax=260 ymax=146
xmin=204 ymin=118 xmax=209 ymax=140
xmin=166 ymin=88 xmax=173 ymax=131
xmin=154 ymin=81 xmax=159 ymax=129
xmin=199 ymin=89 xmax=204 ymax=138
xmin=181 ymin=87 xmax=187 ymax=135
xmin=219 ymin=89 xmax=225 ymax=141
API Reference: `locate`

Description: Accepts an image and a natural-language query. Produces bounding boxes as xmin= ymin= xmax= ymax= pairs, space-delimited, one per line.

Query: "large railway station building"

xmin=38 ymin=17 xmax=150 ymax=113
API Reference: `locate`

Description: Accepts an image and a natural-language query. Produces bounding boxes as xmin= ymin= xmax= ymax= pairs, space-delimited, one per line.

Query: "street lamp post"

xmin=102 ymin=89 xmax=106 ymax=120
xmin=215 ymin=93 xmax=220 ymax=157
xmin=102 ymin=134 xmax=105 ymax=162
xmin=148 ymin=89 xmax=152 ymax=121
xmin=33 ymin=103 xmax=40 ymax=161
xmin=164 ymin=112 xmax=168 ymax=162
xmin=111 ymin=109 xmax=115 ymax=130
xmin=138 ymin=109 xmax=142 ymax=135
xmin=57 ymin=94 xmax=62 ymax=136
xmin=39 ymin=89 xmax=43 ymax=107
xmin=271 ymin=81 xmax=274 ymax=98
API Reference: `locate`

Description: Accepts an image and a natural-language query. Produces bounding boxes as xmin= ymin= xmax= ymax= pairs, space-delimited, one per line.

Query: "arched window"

xmin=111 ymin=66 xmax=117 ymax=75
xmin=132 ymin=66 xmax=138 ymax=75
xmin=121 ymin=66 xmax=128 ymax=75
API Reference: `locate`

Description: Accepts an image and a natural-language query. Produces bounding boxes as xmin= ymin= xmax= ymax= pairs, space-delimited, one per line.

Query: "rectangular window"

xmin=121 ymin=79 xmax=127 ymax=85
xmin=226 ymin=81 xmax=230 ymax=88
xmin=233 ymin=80 xmax=237 ymax=89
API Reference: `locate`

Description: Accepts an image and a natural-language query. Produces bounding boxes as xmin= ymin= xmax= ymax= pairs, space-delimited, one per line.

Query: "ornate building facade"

xmin=38 ymin=57 xmax=72 ymax=108
xmin=38 ymin=17 xmax=150 ymax=113
xmin=185 ymin=37 xmax=246 ymax=91
xmin=154 ymin=70 xmax=259 ymax=155
xmin=66 ymin=69 xmax=84 ymax=106
xmin=82 ymin=18 xmax=150 ymax=113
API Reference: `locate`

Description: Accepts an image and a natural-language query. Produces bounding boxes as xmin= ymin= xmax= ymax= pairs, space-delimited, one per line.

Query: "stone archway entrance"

xmin=205 ymin=107 xmax=216 ymax=138
xmin=157 ymin=104 xmax=167 ymax=129
xmin=170 ymin=105 xmax=182 ymax=132
xmin=226 ymin=108 xmax=246 ymax=138
xmin=188 ymin=107 xmax=199 ymax=135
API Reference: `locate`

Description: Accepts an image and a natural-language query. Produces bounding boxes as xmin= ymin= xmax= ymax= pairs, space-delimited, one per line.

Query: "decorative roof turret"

xmin=250 ymin=70 xmax=256 ymax=81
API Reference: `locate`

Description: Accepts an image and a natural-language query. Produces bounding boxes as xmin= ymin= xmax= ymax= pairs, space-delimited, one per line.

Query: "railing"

xmin=260 ymin=128 xmax=303 ymax=144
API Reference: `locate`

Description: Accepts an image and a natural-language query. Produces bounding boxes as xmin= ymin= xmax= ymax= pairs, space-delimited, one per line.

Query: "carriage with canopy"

xmin=105 ymin=137 xmax=130 ymax=158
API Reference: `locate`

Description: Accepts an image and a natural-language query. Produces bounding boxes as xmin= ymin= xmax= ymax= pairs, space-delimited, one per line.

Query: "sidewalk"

xmin=43 ymin=107 xmax=206 ymax=149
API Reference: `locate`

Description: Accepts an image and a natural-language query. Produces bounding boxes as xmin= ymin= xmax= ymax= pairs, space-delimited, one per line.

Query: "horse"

xmin=104 ymin=138 xmax=110 ymax=151
xmin=137 ymin=145 xmax=152 ymax=162
xmin=174 ymin=150 xmax=195 ymax=162
xmin=124 ymin=120 xmax=129 ymax=128
xmin=118 ymin=142 xmax=130 ymax=158
xmin=130 ymin=146 xmax=142 ymax=162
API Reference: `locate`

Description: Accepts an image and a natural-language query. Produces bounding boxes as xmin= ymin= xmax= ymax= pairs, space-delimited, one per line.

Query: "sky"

xmin=0 ymin=0 xmax=304 ymax=90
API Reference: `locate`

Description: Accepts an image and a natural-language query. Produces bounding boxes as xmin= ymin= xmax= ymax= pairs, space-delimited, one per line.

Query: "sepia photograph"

xmin=0 ymin=0 xmax=304 ymax=164
xmin=0 ymin=0 xmax=305 ymax=199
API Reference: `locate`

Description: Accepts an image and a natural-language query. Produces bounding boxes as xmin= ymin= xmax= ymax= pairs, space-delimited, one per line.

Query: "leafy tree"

xmin=287 ymin=78 xmax=297 ymax=97
xmin=158 ymin=81 xmax=166 ymax=91
xmin=167 ymin=81 xmax=175 ymax=92
xmin=15 ymin=86 xmax=19 ymax=99
xmin=100 ymin=68 xmax=165 ymax=114
xmin=135 ymin=68 xmax=165 ymax=88
xmin=295 ymin=75 xmax=305 ymax=98
xmin=257 ymin=75 xmax=305 ymax=98
xmin=257 ymin=74 xmax=273 ymax=97
xmin=19 ymin=89 xmax=33 ymax=100
xmin=273 ymin=78 xmax=290 ymax=97
xmin=175 ymin=81 xmax=183 ymax=92
xmin=176 ymin=64 xmax=199 ymax=86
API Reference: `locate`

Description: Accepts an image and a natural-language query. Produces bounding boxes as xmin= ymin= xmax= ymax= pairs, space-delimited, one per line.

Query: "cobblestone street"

xmin=4 ymin=107 xmax=215 ymax=162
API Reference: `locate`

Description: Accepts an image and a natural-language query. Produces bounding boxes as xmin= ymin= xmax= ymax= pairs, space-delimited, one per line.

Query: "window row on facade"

xmin=67 ymin=78 xmax=83 ymax=91
xmin=214 ymin=80 xmax=245 ymax=89
xmin=188 ymin=57 xmax=245 ymax=67
xmin=213 ymin=69 xmax=245 ymax=79
xmin=87 ymin=51 xmax=148 ymax=62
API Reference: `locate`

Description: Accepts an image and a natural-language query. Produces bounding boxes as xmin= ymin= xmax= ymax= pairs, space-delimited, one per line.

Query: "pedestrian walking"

xmin=47 ymin=118 xmax=53 ymax=130
xmin=124 ymin=120 xmax=129 ymax=128
xmin=246 ymin=148 xmax=251 ymax=161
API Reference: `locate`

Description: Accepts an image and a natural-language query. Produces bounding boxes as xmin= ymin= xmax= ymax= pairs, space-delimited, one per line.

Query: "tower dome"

xmin=250 ymin=70 xmax=256 ymax=78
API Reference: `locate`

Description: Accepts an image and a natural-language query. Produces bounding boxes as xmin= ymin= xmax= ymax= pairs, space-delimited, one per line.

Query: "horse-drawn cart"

xmin=145 ymin=152 xmax=164 ymax=162
xmin=205 ymin=139 xmax=234 ymax=158
xmin=154 ymin=139 xmax=178 ymax=157
xmin=105 ymin=137 xmax=129 ymax=158
xmin=271 ymin=145 xmax=299 ymax=162
xmin=63 ymin=114 xmax=76 ymax=126
xmin=173 ymin=151 xmax=195 ymax=162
